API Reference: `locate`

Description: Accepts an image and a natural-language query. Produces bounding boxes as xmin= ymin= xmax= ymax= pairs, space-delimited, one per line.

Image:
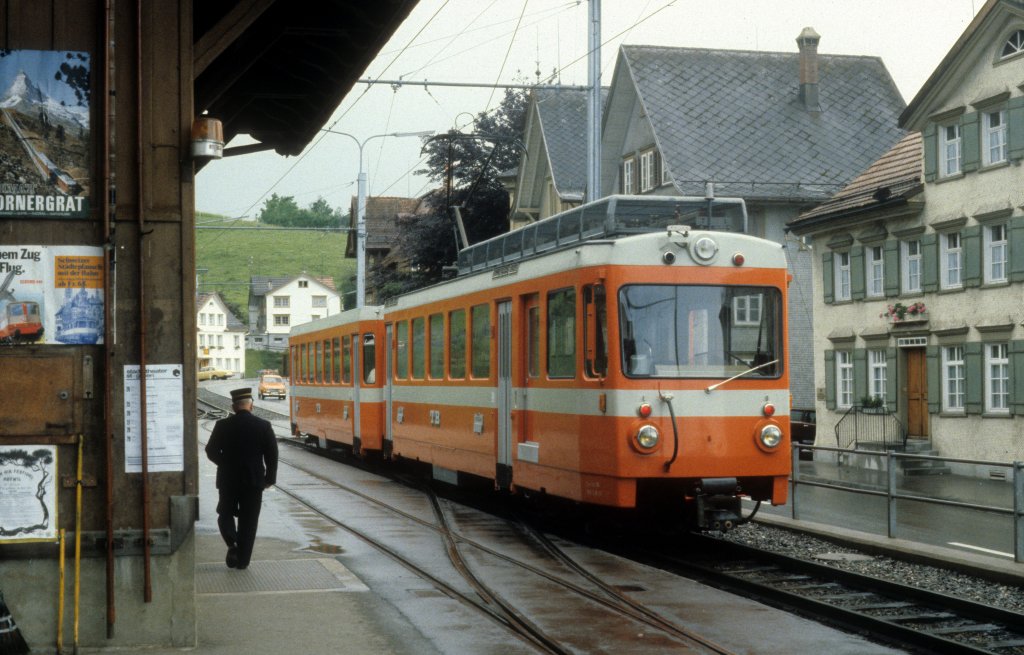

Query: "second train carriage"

xmin=289 ymin=195 xmax=791 ymax=529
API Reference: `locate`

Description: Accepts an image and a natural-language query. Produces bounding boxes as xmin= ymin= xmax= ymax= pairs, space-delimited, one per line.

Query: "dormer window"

xmin=1001 ymin=30 xmax=1024 ymax=59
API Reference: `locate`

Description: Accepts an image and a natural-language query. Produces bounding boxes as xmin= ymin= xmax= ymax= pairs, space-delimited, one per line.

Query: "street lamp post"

xmin=323 ymin=129 xmax=432 ymax=308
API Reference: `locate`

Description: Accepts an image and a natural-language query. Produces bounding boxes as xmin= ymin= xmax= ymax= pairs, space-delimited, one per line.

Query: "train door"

xmin=523 ymin=294 xmax=540 ymax=442
xmin=353 ymin=331 xmax=362 ymax=453
xmin=384 ymin=323 xmax=394 ymax=457
xmin=496 ymin=301 xmax=513 ymax=489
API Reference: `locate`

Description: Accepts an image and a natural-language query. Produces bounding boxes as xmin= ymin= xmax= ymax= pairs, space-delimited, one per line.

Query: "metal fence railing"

xmin=834 ymin=406 xmax=907 ymax=451
xmin=789 ymin=445 xmax=1024 ymax=563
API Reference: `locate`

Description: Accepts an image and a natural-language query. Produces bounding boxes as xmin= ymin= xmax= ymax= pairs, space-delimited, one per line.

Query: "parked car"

xmin=258 ymin=374 xmax=287 ymax=400
xmin=790 ymin=408 xmax=816 ymax=460
xmin=198 ymin=366 xmax=232 ymax=381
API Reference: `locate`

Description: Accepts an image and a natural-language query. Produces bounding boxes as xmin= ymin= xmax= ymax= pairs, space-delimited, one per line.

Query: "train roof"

xmin=457 ymin=194 xmax=747 ymax=276
xmin=289 ymin=304 xmax=383 ymax=337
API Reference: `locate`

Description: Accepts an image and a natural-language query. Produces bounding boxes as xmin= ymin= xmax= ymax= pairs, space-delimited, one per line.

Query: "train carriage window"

xmin=363 ymin=334 xmax=376 ymax=384
xmin=315 ymin=341 xmax=324 ymax=383
xmin=449 ymin=309 xmax=466 ymax=379
xmin=429 ymin=313 xmax=444 ymax=379
xmin=300 ymin=344 xmax=308 ymax=382
xmin=395 ymin=321 xmax=408 ymax=379
xmin=584 ymin=284 xmax=607 ymax=378
xmin=412 ymin=317 xmax=426 ymax=379
xmin=342 ymin=335 xmax=352 ymax=384
xmin=324 ymin=340 xmax=332 ymax=383
xmin=470 ymin=304 xmax=491 ymax=378
xmin=547 ymin=288 xmax=576 ymax=379
xmin=332 ymin=338 xmax=341 ymax=383
xmin=619 ymin=284 xmax=781 ymax=379
xmin=290 ymin=346 xmax=297 ymax=384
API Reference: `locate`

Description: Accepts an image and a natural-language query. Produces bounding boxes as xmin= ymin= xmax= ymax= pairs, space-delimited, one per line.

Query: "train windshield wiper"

xmin=705 ymin=359 xmax=778 ymax=394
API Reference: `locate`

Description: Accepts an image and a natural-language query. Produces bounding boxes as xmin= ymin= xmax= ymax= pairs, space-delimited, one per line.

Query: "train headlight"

xmin=691 ymin=237 xmax=718 ymax=264
xmin=759 ymin=425 xmax=782 ymax=449
xmin=635 ymin=425 xmax=660 ymax=451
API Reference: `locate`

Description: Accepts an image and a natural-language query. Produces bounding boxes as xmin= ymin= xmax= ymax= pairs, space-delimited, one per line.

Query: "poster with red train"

xmin=0 ymin=245 xmax=104 ymax=345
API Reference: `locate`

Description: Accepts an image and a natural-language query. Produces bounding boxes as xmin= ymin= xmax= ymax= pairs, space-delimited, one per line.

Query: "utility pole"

xmin=587 ymin=0 xmax=601 ymax=202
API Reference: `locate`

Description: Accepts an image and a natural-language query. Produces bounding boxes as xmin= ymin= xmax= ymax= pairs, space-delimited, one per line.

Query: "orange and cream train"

xmin=289 ymin=196 xmax=791 ymax=530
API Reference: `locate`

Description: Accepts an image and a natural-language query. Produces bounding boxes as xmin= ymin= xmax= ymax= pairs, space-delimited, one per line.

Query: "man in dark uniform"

xmin=205 ymin=388 xmax=278 ymax=569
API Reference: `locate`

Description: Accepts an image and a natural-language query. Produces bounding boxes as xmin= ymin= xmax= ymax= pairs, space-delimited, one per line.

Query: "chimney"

xmin=796 ymin=27 xmax=821 ymax=113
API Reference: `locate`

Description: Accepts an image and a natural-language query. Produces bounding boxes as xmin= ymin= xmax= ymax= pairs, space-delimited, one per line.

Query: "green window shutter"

xmin=962 ymin=224 xmax=982 ymax=288
xmin=961 ymin=112 xmax=980 ymax=173
xmin=1011 ymin=340 xmax=1024 ymax=415
xmin=921 ymin=233 xmax=938 ymax=292
xmin=850 ymin=246 xmax=865 ymax=300
xmin=1010 ymin=216 xmax=1024 ymax=282
xmin=926 ymin=346 xmax=941 ymax=414
xmin=883 ymin=240 xmax=900 ymax=297
xmin=923 ymin=124 xmax=938 ymax=181
xmin=824 ymin=350 xmax=836 ymax=410
xmin=853 ymin=348 xmax=867 ymax=405
xmin=822 ymin=252 xmax=834 ymax=304
xmin=965 ymin=341 xmax=983 ymax=414
xmin=1008 ymin=96 xmax=1024 ymax=162
xmin=885 ymin=347 xmax=898 ymax=411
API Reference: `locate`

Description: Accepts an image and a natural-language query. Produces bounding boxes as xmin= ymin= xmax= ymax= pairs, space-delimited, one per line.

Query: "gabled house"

xmin=789 ymin=0 xmax=1024 ymax=464
xmin=512 ymin=88 xmax=608 ymax=227
xmin=346 ymin=195 xmax=421 ymax=264
xmin=196 ymin=292 xmax=247 ymax=376
xmin=247 ymin=274 xmax=340 ymax=350
xmin=590 ymin=32 xmax=908 ymax=407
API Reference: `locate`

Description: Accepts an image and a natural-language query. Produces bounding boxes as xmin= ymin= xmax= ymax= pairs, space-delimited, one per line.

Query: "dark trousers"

xmin=216 ymin=484 xmax=264 ymax=567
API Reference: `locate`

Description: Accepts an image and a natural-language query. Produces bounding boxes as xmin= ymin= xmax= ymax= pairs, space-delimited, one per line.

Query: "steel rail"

xmin=637 ymin=534 xmax=1024 ymax=655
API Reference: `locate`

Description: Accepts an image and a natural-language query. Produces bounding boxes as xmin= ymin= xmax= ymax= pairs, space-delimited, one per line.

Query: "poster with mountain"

xmin=0 ymin=49 xmax=90 ymax=219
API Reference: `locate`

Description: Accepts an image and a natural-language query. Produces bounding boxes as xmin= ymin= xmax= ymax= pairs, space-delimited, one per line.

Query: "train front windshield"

xmin=619 ymin=285 xmax=782 ymax=379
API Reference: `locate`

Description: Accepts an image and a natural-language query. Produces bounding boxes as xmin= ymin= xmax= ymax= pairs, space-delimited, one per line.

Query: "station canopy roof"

xmin=194 ymin=0 xmax=418 ymax=157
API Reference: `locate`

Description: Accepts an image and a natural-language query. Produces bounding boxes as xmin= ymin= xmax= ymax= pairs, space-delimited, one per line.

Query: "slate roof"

xmin=534 ymin=88 xmax=608 ymax=200
xmin=619 ymin=45 xmax=907 ymax=201
xmin=789 ymin=131 xmax=923 ymax=231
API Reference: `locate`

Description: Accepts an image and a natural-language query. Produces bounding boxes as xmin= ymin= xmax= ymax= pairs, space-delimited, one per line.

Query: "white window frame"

xmin=942 ymin=345 xmax=965 ymax=413
xmin=834 ymin=251 xmax=851 ymax=301
xmin=312 ymin=295 xmax=327 ymax=308
xmin=199 ymin=313 xmax=206 ymax=326
xmin=837 ymin=351 xmax=853 ymax=409
xmin=940 ymin=123 xmax=961 ymax=177
xmin=984 ymin=109 xmax=1007 ymax=166
xmin=622 ymin=157 xmax=635 ymax=194
xmin=940 ymin=231 xmax=962 ymax=290
xmin=1001 ymin=30 xmax=1024 ymax=59
xmin=866 ymin=245 xmax=884 ymax=298
xmin=984 ymin=223 xmax=1008 ymax=284
xmin=298 ymin=280 xmax=309 ymax=288
xmin=986 ymin=342 xmax=1010 ymax=414
xmin=732 ymin=294 xmax=762 ymax=326
xmin=273 ymin=295 xmax=290 ymax=308
xmin=901 ymin=239 xmax=922 ymax=293
xmin=868 ymin=349 xmax=887 ymax=403
xmin=639 ymin=150 xmax=657 ymax=192
xmin=273 ymin=314 xmax=290 ymax=327
xmin=199 ymin=334 xmax=205 ymax=347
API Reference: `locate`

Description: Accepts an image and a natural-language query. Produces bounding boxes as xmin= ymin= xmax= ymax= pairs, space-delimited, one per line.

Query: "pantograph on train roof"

xmin=456 ymin=193 xmax=748 ymax=276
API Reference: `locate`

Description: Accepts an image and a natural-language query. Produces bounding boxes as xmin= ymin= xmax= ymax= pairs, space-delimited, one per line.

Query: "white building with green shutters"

xmin=789 ymin=0 xmax=1024 ymax=465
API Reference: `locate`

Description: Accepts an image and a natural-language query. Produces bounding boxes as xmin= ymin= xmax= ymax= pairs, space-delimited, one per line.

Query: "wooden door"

xmin=905 ymin=348 xmax=929 ymax=437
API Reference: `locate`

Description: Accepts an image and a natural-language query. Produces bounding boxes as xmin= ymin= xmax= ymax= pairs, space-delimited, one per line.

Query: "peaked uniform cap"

xmin=230 ymin=388 xmax=253 ymax=402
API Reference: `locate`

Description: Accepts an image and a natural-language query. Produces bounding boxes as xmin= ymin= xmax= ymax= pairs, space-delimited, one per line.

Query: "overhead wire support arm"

xmin=359 ymin=78 xmax=588 ymax=91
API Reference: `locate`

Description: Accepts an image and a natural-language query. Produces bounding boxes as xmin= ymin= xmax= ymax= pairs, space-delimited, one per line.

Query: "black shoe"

xmin=226 ymin=546 xmax=239 ymax=569
xmin=236 ymin=564 xmax=248 ymax=570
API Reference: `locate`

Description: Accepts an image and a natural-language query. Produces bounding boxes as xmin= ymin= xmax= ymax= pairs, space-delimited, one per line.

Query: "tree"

xmin=373 ymin=88 xmax=527 ymax=297
xmin=258 ymin=194 xmax=343 ymax=228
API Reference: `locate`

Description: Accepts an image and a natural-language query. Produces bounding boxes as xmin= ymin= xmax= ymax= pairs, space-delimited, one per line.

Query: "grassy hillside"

xmin=195 ymin=212 xmax=354 ymax=319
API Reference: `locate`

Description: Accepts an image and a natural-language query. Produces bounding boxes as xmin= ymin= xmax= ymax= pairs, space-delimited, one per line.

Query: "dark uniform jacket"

xmin=205 ymin=410 xmax=278 ymax=489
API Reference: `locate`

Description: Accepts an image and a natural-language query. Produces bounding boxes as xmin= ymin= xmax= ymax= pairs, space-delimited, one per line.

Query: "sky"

xmin=195 ymin=0 xmax=982 ymax=220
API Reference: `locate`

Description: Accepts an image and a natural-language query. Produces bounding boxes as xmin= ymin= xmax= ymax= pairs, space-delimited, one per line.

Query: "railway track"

xmin=632 ymin=534 xmax=1024 ymax=655
xmin=197 ymin=395 xmax=734 ymax=653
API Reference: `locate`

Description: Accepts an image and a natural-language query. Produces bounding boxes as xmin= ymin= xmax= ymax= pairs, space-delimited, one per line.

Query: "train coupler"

xmin=693 ymin=477 xmax=742 ymax=532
